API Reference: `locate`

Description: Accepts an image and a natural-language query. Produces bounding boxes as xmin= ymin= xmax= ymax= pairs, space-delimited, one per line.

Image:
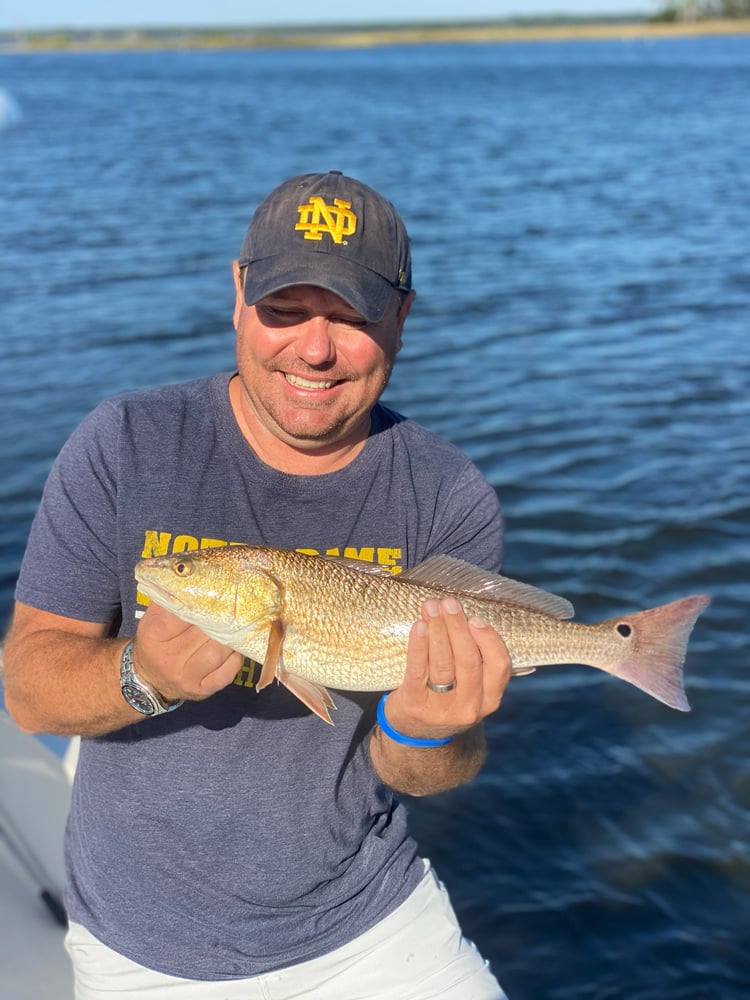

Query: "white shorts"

xmin=65 ymin=861 xmax=507 ymax=999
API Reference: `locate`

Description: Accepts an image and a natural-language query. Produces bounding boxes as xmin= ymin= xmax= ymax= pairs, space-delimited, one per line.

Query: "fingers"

xmin=414 ymin=599 xmax=509 ymax=692
xmin=134 ymin=604 xmax=242 ymax=702
xmin=425 ymin=598 xmax=479 ymax=690
xmin=466 ymin=615 xmax=512 ymax=708
xmin=391 ymin=597 xmax=511 ymax=738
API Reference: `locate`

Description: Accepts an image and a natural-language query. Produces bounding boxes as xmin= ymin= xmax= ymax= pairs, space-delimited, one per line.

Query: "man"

xmin=4 ymin=171 xmax=511 ymax=998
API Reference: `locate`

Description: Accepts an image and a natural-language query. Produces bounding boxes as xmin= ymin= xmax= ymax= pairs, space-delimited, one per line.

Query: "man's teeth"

xmin=285 ymin=373 xmax=338 ymax=390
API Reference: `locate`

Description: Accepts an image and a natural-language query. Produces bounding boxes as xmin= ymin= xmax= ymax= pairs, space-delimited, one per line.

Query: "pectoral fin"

xmin=253 ymin=618 xmax=336 ymax=724
xmin=256 ymin=618 xmax=285 ymax=691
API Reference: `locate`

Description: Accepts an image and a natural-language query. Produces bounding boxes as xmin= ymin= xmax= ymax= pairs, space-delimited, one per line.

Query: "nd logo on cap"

xmin=238 ymin=171 xmax=412 ymax=323
xmin=295 ymin=196 xmax=358 ymax=245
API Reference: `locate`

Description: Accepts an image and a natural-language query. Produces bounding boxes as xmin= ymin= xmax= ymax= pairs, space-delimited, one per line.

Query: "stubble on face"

xmin=231 ymin=282 xmax=411 ymax=469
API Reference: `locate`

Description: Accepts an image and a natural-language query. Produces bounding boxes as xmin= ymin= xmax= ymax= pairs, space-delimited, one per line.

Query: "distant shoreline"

xmin=3 ymin=18 xmax=750 ymax=54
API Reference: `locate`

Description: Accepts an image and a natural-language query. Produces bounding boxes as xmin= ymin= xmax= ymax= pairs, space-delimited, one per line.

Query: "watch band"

xmin=119 ymin=639 xmax=183 ymax=717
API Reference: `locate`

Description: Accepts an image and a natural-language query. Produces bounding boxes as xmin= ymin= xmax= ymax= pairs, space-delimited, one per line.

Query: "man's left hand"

xmin=383 ymin=598 xmax=511 ymax=742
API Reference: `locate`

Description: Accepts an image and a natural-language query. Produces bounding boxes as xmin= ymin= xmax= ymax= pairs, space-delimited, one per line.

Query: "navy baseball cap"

xmin=238 ymin=171 xmax=412 ymax=323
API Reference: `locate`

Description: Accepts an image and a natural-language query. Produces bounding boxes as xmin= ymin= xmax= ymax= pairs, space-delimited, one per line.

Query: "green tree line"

xmin=654 ymin=0 xmax=750 ymax=18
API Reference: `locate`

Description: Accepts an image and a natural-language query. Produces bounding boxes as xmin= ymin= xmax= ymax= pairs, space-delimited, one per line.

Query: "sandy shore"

xmin=3 ymin=18 xmax=750 ymax=53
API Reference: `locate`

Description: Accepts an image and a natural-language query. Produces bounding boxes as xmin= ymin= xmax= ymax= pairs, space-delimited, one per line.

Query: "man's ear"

xmin=395 ymin=291 xmax=416 ymax=352
xmin=232 ymin=261 xmax=244 ymax=330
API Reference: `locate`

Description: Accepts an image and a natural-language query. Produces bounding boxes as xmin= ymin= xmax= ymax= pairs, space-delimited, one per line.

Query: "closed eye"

xmin=256 ymin=301 xmax=369 ymax=331
xmin=257 ymin=304 xmax=307 ymax=326
xmin=331 ymin=314 xmax=368 ymax=330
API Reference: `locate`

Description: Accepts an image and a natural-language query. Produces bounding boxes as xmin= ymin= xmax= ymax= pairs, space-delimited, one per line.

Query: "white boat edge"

xmin=0 ymin=706 xmax=76 ymax=998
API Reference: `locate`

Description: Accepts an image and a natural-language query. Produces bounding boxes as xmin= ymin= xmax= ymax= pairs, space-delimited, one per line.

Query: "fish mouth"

xmin=284 ymin=372 xmax=342 ymax=391
xmin=134 ymin=574 xmax=185 ymax=613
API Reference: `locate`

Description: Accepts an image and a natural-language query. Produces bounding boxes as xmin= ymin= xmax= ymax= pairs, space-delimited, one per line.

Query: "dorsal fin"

xmin=399 ymin=555 xmax=575 ymax=620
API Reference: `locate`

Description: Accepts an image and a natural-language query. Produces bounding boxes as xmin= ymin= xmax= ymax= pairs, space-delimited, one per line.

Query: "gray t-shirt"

xmin=16 ymin=371 xmax=504 ymax=980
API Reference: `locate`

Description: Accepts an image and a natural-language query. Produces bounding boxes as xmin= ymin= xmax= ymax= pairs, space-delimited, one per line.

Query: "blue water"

xmin=2 ymin=35 xmax=749 ymax=998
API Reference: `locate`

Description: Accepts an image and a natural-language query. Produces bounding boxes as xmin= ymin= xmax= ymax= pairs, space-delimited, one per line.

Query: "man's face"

xmin=233 ymin=269 xmax=413 ymax=458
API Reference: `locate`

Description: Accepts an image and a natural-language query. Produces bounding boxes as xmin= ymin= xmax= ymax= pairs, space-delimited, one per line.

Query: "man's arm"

xmin=2 ymin=602 xmax=242 ymax=737
xmin=369 ymin=598 xmax=511 ymax=796
xmin=370 ymin=721 xmax=488 ymax=797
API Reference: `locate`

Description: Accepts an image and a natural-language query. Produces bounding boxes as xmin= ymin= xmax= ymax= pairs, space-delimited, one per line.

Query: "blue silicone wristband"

xmin=376 ymin=693 xmax=456 ymax=748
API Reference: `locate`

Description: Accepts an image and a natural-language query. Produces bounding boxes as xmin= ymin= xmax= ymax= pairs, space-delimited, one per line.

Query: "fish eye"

xmin=616 ymin=623 xmax=632 ymax=638
xmin=173 ymin=560 xmax=193 ymax=577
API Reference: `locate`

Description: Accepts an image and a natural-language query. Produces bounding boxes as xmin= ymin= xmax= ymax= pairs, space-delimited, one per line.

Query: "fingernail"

xmin=443 ymin=598 xmax=461 ymax=614
xmin=413 ymin=620 xmax=428 ymax=637
xmin=424 ymin=600 xmax=440 ymax=617
xmin=469 ymin=616 xmax=488 ymax=628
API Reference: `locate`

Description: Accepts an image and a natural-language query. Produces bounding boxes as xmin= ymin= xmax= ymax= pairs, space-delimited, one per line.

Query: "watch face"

xmin=121 ymin=682 xmax=156 ymax=716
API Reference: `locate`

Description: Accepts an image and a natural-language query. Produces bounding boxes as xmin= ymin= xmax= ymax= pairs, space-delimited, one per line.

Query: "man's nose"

xmin=294 ymin=317 xmax=336 ymax=366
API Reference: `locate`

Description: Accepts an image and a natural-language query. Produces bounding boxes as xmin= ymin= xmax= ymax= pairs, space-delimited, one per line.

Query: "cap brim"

xmin=242 ymin=252 xmax=396 ymax=323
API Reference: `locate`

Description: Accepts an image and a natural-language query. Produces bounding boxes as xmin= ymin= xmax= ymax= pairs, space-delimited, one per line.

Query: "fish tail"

xmin=602 ymin=594 xmax=710 ymax=711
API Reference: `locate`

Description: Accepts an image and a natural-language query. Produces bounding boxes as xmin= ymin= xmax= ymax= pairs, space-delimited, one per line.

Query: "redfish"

xmin=134 ymin=546 xmax=710 ymax=724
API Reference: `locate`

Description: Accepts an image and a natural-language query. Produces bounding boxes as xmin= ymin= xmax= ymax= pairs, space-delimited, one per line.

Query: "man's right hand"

xmin=133 ymin=603 xmax=243 ymax=704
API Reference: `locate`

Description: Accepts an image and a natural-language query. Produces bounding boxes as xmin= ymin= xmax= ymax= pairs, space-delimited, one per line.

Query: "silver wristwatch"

xmin=119 ymin=639 xmax=183 ymax=717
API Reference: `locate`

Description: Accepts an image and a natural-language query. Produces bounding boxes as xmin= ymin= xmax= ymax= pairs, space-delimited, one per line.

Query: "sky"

xmin=1 ymin=2 xmax=657 ymax=32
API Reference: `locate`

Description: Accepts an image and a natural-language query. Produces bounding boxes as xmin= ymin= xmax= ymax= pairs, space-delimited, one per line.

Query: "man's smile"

xmin=283 ymin=372 xmax=343 ymax=391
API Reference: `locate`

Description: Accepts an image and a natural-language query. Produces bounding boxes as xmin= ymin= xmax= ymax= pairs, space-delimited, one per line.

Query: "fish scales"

xmin=134 ymin=545 xmax=711 ymax=723
xmin=279 ymin=565 xmax=577 ymax=688
xmin=183 ymin=546 xmax=576 ymax=688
